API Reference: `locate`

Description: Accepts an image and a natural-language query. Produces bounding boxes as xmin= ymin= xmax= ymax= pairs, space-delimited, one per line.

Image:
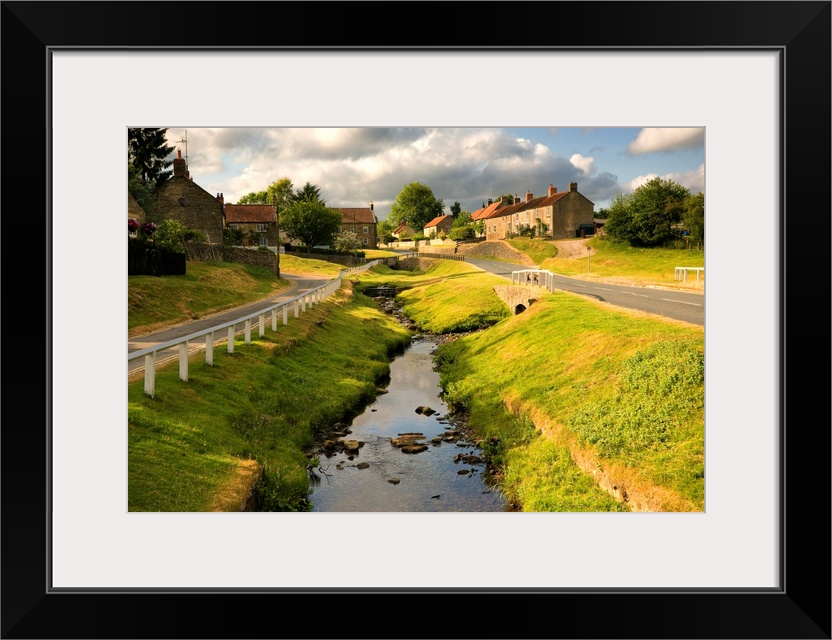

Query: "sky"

xmin=161 ymin=127 xmax=704 ymax=221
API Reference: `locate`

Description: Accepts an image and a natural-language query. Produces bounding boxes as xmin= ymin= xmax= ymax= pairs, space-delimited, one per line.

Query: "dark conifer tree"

xmin=128 ymin=128 xmax=175 ymax=190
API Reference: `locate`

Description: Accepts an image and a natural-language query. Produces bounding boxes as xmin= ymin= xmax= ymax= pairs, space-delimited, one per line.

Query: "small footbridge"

xmin=493 ymin=269 xmax=557 ymax=315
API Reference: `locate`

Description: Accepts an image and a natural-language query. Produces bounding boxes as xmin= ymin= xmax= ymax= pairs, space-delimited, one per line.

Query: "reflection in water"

xmin=309 ymin=336 xmax=510 ymax=512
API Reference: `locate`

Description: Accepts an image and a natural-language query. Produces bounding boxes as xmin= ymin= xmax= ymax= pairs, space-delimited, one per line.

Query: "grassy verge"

xmin=539 ymin=236 xmax=704 ymax=288
xmin=128 ymin=281 xmax=412 ymax=511
xmin=504 ymin=238 xmax=558 ymax=265
xmin=352 ymin=260 xmax=511 ymax=333
xmin=434 ymin=292 xmax=704 ymax=512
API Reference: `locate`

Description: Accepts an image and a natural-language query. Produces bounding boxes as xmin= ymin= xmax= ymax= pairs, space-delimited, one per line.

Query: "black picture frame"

xmin=3 ymin=1 xmax=829 ymax=638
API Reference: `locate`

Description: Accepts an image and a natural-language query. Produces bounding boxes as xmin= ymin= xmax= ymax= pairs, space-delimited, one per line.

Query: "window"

xmin=259 ymin=236 xmax=268 ymax=246
xmin=229 ymin=223 xmax=240 ymax=230
xmin=362 ymin=237 xmax=368 ymax=245
xmin=363 ymin=226 xmax=368 ymax=234
xmin=129 ymin=218 xmax=138 ymax=238
xmin=256 ymin=224 xmax=267 ymax=233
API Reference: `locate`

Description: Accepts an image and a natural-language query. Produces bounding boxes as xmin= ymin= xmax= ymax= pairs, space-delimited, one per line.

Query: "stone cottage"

xmin=336 ymin=204 xmax=377 ymax=248
xmin=147 ymin=149 xmax=225 ymax=244
xmin=223 ymin=203 xmax=286 ymax=247
xmin=485 ymin=182 xmax=595 ymax=241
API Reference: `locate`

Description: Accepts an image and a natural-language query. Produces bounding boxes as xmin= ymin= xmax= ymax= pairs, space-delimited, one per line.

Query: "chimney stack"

xmin=487 ymin=198 xmax=493 ymax=206
xmin=548 ymin=184 xmax=557 ymax=196
xmin=514 ymin=195 xmax=520 ymax=205
xmin=370 ymin=201 xmax=374 ymax=211
xmin=173 ymin=148 xmax=189 ymax=179
xmin=525 ymin=191 xmax=533 ymax=202
xmin=569 ymin=182 xmax=578 ymax=192
xmin=217 ymin=193 xmax=224 ymax=205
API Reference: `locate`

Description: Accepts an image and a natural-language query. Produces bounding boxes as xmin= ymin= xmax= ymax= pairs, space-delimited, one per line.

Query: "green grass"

xmin=504 ymin=238 xmax=558 ymax=265
xmin=540 ymin=236 xmax=704 ymax=287
xmin=352 ymin=260 xmax=511 ymax=333
xmin=128 ymin=256 xmax=345 ymax=336
xmin=435 ymin=292 xmax=704 ymax=512
xmin=128 ymin=282 xmax=412 ymax=512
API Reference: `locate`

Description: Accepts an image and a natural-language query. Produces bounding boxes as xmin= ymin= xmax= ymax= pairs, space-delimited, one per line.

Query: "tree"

xmin=128 ymin=162 xmax=154 ymax=210
xmin=293 ymin=181 xmax=324 ymax=204
xmin=333 ymin=230 xmax=362 ymax=259
xmin=237 ymin=190 xmax=269 ymax=204
xmin=682 ymin=192 xmax=705 ymax=250
xmin=376 ymin=220 xmax=395 ymax=245
xmin=281 ymin=200 xmax=343 ymax=255
xmin=604 ymin=178 xmax=692 ymax=247
xmin=128 ymin=128 xmax=174 ymax=190
xmin=450 ymin=201 xmax=462 ymax=217
xmin=154 ymin=219 xmax=186 ymax=253
xmin=452 ymin=211 xmax=472 ymax=227
xmin=388 ymin=182 xmax=444 ymax=231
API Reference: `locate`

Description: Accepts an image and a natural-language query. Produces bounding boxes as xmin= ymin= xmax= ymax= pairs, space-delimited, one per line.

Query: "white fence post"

xmin=205 ymin=332 xmax=214 ymax=365
xmin=144 ymin=352 xmax=156 ymax=398
xmin=283 ymin=304 xmax=289 ymax=325
xmin=271 ymin=309 xmax=277 ymax=331
xmin=259 ymin=313 xmax=266 ymax=337
xmin=227 ymin=326 xmax=235 ymax=353
xmin=245 ymin=319 xmax=252 ymax=344
xmin=179 ymin=342 xmax=189 ymax=382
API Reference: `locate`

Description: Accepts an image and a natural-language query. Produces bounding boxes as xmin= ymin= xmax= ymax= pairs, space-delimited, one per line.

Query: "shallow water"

xmin=308 ymin=336 xmax=510 ymax=512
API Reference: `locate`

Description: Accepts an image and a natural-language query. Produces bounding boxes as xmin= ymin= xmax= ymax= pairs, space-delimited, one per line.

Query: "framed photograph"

xmin=3 ymin=1 xmax=829 ymax=638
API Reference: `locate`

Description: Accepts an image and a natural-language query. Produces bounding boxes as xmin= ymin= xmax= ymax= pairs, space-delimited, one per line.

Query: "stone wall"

xmin=492 ymin=285 xmax=542 ymax=314
xmin=222 ymin=246 xmax=278 ymax=272
xmin=457 ymin=241 xmax=536 ymax=265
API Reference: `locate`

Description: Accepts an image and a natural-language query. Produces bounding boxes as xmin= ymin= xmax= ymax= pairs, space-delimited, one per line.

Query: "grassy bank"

xmin=540 ymin=236 xmax=704 ymax=288
xmin=352 ymin=259 xmax=511 ymax=333
xmin=128 ymin=279 xmax=412 ymax=511
xmin=434 ymin=292 xmax=704 ymax=512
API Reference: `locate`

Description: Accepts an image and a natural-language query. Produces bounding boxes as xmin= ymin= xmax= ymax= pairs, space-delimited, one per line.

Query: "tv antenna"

xmin=175 ymin=130 xmax=188 ymax=162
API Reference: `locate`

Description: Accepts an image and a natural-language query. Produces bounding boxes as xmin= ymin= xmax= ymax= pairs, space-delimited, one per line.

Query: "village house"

xmin=146 ymin=149 xmax=225 ymax=245
xmin=470 ymin=198 xmax=509 ymax=237
xmin=128 ymin=193 xmax=147 ymax=237
xmin=485 ymin=182 xmax=595 ymax=241
xmin=392 ymin=222 xmax=416 ymax=239
xmin=223 ymin=203 xmax=286 ymax=247
xmin=423 ymin=214 xmax=454 ymax=238
xmin=336 ymin=204 xmax=378 ymax=248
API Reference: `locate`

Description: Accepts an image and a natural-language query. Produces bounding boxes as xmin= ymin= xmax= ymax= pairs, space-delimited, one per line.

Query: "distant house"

xmin=146 ymin=149 xmax=225 ymax=244
xmin=392 ymin=223 xmax=416 ymax=239
xmin=336 ymin=204 xmax=377 ymax=248
xmin=485 ymin=182 xmax=595 ymax=241
xmin=223 ymin=203 xmax=285 ymax=247
xmin=423 ymin=214 xmax=453 ymax=238
xmin=128 ymin=193 xmax=147 ymax=237
xmin=470 ymin=198 xmax=509 ymax=237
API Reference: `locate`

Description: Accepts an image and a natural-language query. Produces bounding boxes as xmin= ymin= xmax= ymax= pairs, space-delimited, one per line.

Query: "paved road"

xmin=128 ymin=273 xmax=331 ymax=378
xmin=463 ymin=257 xmax=704 ymax=326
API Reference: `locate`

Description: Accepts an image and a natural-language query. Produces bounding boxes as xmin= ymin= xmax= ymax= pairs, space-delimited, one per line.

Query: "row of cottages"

xmin=423 ymin=214 xmax=454 ymax=237
xmin=130 ymin=149 xmax=379 ymax=249
xmin=472 ymin=182 xmax=595 ymax=241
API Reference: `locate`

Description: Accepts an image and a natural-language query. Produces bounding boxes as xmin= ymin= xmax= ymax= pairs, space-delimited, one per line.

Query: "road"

xmin=128 ymin=273 xmax=331 ymax=378
xmin=464 ymin=256 xmax=704 ymax=326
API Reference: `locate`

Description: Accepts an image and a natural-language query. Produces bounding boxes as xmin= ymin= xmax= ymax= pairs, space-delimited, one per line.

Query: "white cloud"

xmin=570 ymin=153 xmax=595 ymax=175
xmin=626 ymin=164 xmax=705 ymax=194
xmin=628 ymin=128 xmax=704 ymax=155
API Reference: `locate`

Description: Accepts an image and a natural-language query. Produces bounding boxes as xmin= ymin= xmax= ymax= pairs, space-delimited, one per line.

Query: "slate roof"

xmin=224 ymin=204 xmax=276 ymax=224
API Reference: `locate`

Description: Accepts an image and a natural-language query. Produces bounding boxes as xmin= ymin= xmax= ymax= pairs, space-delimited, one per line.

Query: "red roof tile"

xmin=337 ymin=208 xmax=376 ymax=224
xmin=224 ymin=204 xmax=275 ymax=224
xmin=424 ymin=215 xmax=452 ymax=228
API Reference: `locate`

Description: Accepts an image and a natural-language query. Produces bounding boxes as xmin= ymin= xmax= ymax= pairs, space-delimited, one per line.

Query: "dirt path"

xmin=551 ymin=237 xmax=592 ymax=259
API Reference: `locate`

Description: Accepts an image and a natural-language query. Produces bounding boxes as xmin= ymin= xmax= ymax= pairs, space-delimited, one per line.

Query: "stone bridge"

xmin=493 ymin=285 xmax=542 ymax=315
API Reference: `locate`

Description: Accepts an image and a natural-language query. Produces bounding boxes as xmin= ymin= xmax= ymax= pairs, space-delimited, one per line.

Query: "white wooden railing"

xmin=128 ymin=260 xmax=382 ymax=398
xmin=674 ymin=266 xmax=704 ymax=284
xmin=510 ymin=269 xmax=557 ymax=292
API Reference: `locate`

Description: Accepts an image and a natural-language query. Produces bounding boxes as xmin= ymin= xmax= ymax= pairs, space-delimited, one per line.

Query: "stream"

xmin=307 ymin=331 xmax=512 ymax=512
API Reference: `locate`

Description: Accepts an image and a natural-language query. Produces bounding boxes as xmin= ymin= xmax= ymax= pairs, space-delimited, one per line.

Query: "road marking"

xmin=662 ymin=298 xmax=702 ymax=307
